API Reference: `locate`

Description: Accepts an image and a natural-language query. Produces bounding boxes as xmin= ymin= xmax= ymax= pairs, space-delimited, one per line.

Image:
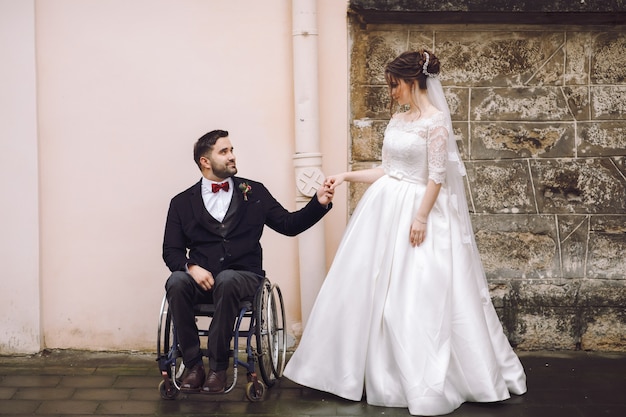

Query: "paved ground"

xmin=0 ymin=349 xmax=625 ymax=416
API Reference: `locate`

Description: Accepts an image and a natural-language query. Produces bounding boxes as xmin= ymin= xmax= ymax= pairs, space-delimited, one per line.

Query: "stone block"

xmin=581 ymin=308 xmax=626 ymax=351
xmin=492 ymin=280 xmax=583 ymax=349
xmin=591 ymin=32 xmax=626 ymax=84
xmin=471 ymin=87 xmax=572 ymax=121
xmin=352 ymin=85 xmax=390 ymax=119
xmin=587 ymin=215 xmax=626 ymax=279
xmin=531 ymin=158 xmax=626 ymax=214
xmin=408 ymin=30 xmax=437 ymax=53
xmin=436 ymin=31 xmax=564 ymax=87
xmin=564 ymin=32 xmax=592 ymax=85
xmin=465 ymin=161 xmax=535 ymax=214
xmin=516 ymin=281 xmax=583 ymax=308
xmin=471 ymin=122 xmax=575 ymax=159
xmin=351 ymin=118 xmax=387 ymax=161
xmin=496 ymin=281 xmax=576 ymax=349
xmin=472 ymin=214 xmax=559 ymax=278
xmin=578 ymin=122 xmax=626 ymax=156
xmin=445 ymin=87 xmax=468 ymax=121
xmin=562 ymin=86 xmax=590 ymax=120
xmin=578 ymin=281 xmax=626 ymax=350
xmin=514 ymin=309 xmax=579 ymax=350
xmin=579 ymin=278 xmax=626 ymax=306
xmin=351 ymin=29 xmax=408 ymax=85
xmin=591 ymin=86 xmax=626 ymax=120
xmin=490 ymin=279 xmax=626 ymax=350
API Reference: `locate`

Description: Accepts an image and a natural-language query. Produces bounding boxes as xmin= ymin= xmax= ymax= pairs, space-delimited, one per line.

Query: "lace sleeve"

xmin=427 ymin=117 xmax=448 ymax=184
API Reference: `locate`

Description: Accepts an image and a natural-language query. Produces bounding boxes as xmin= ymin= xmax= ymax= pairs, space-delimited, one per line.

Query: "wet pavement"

xmin=0 ymin=349 xmax=625 ymax=416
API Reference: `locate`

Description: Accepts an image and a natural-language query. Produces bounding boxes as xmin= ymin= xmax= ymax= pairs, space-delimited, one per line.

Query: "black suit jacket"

xmin=162 ymin=176 xmax=331 ymax=277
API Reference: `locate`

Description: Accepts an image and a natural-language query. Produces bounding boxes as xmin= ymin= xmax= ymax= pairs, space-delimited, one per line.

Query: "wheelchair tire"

xmin=269 ymin=284 xmax=287 ymax=378
xmin=159 ymin=379 xmax=179 ymax=400
xmin=157 ymin=295 xmax=170 ymax=361
xmin=245 ymin=380 xmax=266 ymax=402
xmin=255 ymin=279 xmax=287 ymax=387
xmin=156 ymin=296 xmax=185 ymax=394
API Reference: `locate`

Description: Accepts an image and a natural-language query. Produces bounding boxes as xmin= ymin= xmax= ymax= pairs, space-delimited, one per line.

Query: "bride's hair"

xmin=384 ymin=50 xmax=441 ymax=114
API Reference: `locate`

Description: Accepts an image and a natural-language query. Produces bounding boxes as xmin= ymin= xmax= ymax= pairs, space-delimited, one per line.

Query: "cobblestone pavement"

xmin=0 ymin=349 xmax=625 ymax=416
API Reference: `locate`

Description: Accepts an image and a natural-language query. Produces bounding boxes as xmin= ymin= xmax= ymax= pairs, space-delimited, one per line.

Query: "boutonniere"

xmin=239 ymin=182 xmax=252 ymax=201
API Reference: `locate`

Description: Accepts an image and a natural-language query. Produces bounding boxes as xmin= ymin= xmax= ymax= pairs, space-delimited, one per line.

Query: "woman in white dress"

xmin=283 ymin=50 xmax=527 ymax=416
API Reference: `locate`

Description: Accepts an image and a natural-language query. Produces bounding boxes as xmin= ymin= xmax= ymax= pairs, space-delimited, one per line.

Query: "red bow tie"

xmin=211 ymin=182 xmax=230 ymax=193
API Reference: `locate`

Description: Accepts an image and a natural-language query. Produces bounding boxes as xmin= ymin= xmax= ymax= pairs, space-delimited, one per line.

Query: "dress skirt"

xmin=284 ymin=174 xmax=527 ymax=416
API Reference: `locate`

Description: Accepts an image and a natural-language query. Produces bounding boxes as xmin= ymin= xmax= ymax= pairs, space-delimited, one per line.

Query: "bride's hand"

xmin=409 ymin=218 xmax=427 ymax=247
xmin=325 ymin=173 xmax=346 ymax=190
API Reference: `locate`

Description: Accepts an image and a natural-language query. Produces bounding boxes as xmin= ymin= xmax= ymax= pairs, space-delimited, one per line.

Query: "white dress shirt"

xmin=201 ymin=177 xmax=234 ymax=223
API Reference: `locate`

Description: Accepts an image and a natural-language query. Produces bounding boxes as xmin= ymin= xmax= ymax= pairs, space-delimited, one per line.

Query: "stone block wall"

xmin=348 ymin=21 xmax=626 ymax=350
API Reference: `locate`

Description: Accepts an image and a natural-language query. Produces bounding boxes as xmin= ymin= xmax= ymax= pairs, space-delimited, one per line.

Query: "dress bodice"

xmin=382 ymin=111 xmax=448 ymax=185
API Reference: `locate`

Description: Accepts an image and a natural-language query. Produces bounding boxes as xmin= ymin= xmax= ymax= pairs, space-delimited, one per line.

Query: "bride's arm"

xmin=325 ymin=167 xmax=385 ymax=190
xmin=411 ymin=121 xmax=448 ymax=247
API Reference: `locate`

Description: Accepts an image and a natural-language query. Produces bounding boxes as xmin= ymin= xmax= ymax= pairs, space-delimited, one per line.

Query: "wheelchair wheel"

xmin=268 ymin=284 xmax=287 ymax=378
xmin=245 ymin=380 xmax=266 ymax=402
xmin=157 ymin=296 xmax=184 ymax=397
xmin=255 ymin=279 xmax=287 ymax=387
xmin=157 ymin=298 xmax=174 ymax=362
xmin=159 ymin=379 xmax=179 ymax=400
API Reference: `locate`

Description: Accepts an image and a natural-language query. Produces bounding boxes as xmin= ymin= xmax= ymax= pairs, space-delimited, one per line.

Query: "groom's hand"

xmin=316 ymin=182 xmax=335 ymax=207
xmin=188 ymin=264 xmax=215 ymax=291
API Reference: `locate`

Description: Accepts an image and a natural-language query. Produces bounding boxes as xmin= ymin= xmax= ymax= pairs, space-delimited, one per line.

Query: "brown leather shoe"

xmin=201 ymin=369 xmax=227 ymax=394
xmin=180 ymin=361 xmax=205 ymax=392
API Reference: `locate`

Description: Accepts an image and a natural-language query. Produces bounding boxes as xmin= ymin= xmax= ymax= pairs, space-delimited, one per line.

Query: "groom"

xmin=162 ymin=129 xmax=333 ymax=394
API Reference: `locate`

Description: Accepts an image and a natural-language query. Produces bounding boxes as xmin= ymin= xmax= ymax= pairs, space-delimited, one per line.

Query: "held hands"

xmin=317 ymin=172 xmax=349 ymax=206
xmin=324 ymin=173 xmax=346 ymax=191
xmin=316 ymin=180 xmax=336 ymax=206
xmin=188 ymin=264 xmax=215 ymax=291
xmin=410 ymin=217 xmax=427 ymax=247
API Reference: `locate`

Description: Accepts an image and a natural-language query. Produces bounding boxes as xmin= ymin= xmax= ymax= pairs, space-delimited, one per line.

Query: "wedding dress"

xmin=284 ymin=79 xmax=527 ymax=416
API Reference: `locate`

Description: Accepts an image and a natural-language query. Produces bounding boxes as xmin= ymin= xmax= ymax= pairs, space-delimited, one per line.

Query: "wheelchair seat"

xmin=192 ymin=299 xmax=252 ymax=315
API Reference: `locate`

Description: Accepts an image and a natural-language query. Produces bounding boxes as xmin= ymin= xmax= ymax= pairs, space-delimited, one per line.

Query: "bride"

xmin=284 ymin=50 xmax=527 ymax=416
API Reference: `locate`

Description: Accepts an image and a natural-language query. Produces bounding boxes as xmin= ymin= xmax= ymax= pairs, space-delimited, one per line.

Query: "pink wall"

xmin=0 ymin=0 xmax=348 ymax=352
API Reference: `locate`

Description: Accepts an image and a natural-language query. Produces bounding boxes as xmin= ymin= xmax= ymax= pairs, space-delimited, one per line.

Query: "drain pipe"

xmin=292 ymin=0 xmax=326 ymax=327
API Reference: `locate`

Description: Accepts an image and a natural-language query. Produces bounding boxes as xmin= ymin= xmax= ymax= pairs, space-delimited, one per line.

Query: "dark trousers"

xmin=165 ymin=269 xmax=262 ymax=371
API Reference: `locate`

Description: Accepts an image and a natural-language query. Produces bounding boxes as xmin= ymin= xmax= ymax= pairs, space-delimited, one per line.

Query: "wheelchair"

xmin=156 ymin=277 xmax=286 ymax=401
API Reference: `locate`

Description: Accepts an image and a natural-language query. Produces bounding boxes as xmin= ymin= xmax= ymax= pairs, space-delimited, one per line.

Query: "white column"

xmin=292 ymin=0 xmax=326 ymax=325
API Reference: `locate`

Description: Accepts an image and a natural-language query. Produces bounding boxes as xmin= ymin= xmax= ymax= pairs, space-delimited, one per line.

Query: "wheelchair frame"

xmin=156 ymin=277 xmax=286 ymax=401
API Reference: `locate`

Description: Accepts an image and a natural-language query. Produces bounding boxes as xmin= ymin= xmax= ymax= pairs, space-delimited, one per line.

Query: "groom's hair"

xmin=194 ymin=129 xmax=229 ymax=168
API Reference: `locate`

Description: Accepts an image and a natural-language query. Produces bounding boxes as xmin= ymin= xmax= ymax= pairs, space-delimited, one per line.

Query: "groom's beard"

xmin=211 ymin=161 xmax=237 ymax=178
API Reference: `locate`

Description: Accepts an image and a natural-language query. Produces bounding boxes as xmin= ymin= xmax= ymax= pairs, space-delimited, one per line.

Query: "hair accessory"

xmin=422 ymin=51 xmax=437 ymax=78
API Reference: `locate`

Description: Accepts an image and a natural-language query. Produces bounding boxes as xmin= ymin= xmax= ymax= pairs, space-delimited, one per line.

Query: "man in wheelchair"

xmin=162 ymin=129 xmax=333 ymax=394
